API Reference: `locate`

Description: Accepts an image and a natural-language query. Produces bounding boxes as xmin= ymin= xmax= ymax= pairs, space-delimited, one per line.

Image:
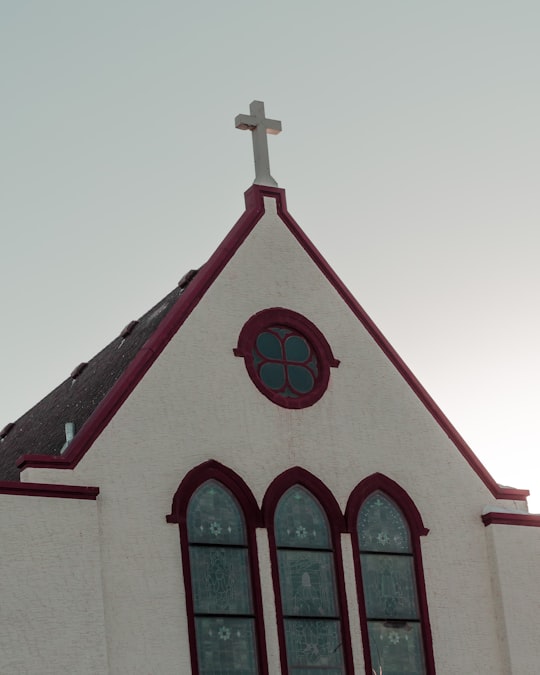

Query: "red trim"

xmin=167 ymin=459 xmax=263 ymax=526
xmin=167 ymin=460 xmax=268 ymax=675
xmin=234 ymin=307 xmax=339 ymax=409
xmin=16 ymin=184 xmax=529 ymax=500
xmin=261 ymin=467 xmax=355 ymax=674
xmin=482 ymin=511 xmax=540 ymax=527
xmin=16 ymin=186 xmax=267 ymax=473
xmin=345 ymin=473 xmax=428 ymax=536
xmin=0 ymin=481 xmax=99 ymax=500
xmin=346 ymin=474 xmax=435 ymax=675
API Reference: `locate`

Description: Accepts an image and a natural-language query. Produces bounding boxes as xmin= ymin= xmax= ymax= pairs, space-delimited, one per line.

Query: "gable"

xmin=16 ymin=185 xmax=527 ymax=507
xmin=10 ymin=182 xmax=535 ymax=675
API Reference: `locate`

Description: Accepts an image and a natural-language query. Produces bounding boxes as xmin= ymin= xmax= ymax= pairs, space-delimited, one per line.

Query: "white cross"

xmin=235 ymin=100 xmax=282 ymax=187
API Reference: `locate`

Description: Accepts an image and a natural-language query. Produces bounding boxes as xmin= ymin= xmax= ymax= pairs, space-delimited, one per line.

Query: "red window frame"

xmin=345 ymin=473 xmax=436 ymax=675
xmin=262 ymin=467 xmax=355 ymax=674
xmin=167 ymin=460 xmax=269 ymax=675
xmin=234 ymin=308 xmax=340 ymax=409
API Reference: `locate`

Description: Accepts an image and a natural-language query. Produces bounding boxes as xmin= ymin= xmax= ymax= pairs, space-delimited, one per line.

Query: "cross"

xmin=235 ymin=100 xmax=282 ymax=187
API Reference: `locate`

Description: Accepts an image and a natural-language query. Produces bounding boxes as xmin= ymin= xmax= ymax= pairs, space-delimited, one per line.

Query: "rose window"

xmin=234 ymin=308 xmax=339 ymax=409
xmin=255 ymin=327 xmax=318 ymax=396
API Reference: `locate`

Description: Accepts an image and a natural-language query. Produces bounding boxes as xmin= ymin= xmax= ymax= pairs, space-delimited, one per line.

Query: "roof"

xmin=0 ymin=278 xmax=196 ymax=480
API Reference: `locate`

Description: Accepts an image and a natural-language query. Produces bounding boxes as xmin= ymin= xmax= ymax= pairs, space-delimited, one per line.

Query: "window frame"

xmin=262 ymin=467 xmax=355 ymax=674
xmin=234 ymin=308 xmax=340 ymax=409
xmin=345 ymin=473 xmax=435 ymax=675
xmin=168 ymin=460 xmax=269 ymax=675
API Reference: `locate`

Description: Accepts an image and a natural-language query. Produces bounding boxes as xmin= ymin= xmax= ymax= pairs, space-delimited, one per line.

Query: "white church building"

xmin=0 ymin=102 xmax=539 ymax=674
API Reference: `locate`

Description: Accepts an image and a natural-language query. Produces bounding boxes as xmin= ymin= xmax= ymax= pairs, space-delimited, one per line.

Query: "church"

xmin=0 ymin=101 xmax=538 ymax=675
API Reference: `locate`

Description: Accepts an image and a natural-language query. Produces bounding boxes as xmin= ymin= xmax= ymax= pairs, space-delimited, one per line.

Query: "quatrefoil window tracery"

xmin=234 ymin=308 xmax=339 ymax=409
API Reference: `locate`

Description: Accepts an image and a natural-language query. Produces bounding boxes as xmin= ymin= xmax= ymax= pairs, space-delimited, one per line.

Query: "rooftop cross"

xmin=235 ymin=100 xmax=282 ymax=187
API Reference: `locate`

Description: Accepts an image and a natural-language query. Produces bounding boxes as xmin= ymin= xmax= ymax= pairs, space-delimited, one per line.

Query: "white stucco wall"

xmin=0 ymin=494 xmax=107 ymax=675
xmin=15 ymin=196 xmax=538 ymax=673
xmin=486 ymin=523 xmax=540 ymax=672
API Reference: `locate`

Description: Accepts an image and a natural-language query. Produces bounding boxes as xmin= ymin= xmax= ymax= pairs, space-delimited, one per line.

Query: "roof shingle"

xmin=0 ymin=282 xmax=190 ymax=480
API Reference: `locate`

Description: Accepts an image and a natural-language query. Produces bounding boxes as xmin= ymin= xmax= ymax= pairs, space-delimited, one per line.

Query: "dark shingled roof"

xmin=0 ymin=279 xmax=194 ymax=480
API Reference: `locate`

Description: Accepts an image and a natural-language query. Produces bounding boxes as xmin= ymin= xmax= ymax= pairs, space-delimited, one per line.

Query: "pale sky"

xmin=1 ymin=2 xmax=539 ymax=507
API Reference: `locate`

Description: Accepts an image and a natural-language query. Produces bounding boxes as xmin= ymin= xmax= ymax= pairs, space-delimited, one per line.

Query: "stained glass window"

xmin=357 ymin=492 xmax=426 ymax=675
xmin=187 ymin=481 xmax=259 ymax=674
xmin=253 ymin=326 xmax=318 ymax=398
xmin=275 ymin=486 xmax=345 ymax=674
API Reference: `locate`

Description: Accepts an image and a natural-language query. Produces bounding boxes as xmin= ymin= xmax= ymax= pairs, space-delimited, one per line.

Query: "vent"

xmin=178 ymin=269 xmax=199 ymax=289
xmin=120 ymin=320 xmax=138 ymax=338
xmin=0 ymin=422 xmax=15 ymax=439
xmin=70 ymin=362 xmax=88 ymax=379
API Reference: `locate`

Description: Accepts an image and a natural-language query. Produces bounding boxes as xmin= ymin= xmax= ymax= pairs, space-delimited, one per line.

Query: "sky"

xmin=1 ymin=2 xmax=539 ymax=507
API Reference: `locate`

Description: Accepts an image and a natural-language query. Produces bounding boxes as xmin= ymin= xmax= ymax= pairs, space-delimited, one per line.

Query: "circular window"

xmin=234 ymin=308 xmax=339 ymax=409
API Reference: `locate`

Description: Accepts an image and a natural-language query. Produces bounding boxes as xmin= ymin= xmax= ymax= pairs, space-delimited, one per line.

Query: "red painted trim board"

xmin=482 ymin=512 xmax=540 ymax=527
xmin=16 ymin=185 xmax=528 ymax=502
xmin=0 ymin=481 xmax=99 ymax=500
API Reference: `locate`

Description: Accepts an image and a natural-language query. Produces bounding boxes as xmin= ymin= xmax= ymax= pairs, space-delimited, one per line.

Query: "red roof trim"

xmin=16 ymin=185 xmax=529 ymax=501
xmin=0 ymin=481 xmax=99 ymax=500
xmin=482 ymin=511 xmax=540 ymax=527
xmin=17 ymin=186 xmax=266 ymax=473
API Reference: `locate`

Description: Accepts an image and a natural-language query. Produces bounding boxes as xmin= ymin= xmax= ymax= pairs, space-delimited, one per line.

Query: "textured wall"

xmin=0 ymin=494 xmax=107 ymax=674
xmin=486 ymin=523 xmax=540 ymax=672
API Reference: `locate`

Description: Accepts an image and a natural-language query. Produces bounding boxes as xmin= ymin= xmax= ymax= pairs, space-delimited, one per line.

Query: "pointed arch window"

xmin=266 ymin=477 xmax=353 ymax=674
xmin=168 ymin=463 xmax=268 ymax=675
xmin=347 ymin=476 xmax=435 ymax=675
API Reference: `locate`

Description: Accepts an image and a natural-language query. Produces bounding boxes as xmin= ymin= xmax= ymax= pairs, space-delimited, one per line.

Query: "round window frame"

xmin=234 ymin=308 xmax=339 ymax=409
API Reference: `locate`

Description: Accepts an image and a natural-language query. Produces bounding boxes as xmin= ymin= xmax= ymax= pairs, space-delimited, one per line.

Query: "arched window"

xmin=346 ymin=475 xmax=435 ymax=675
xmin=263 ymin=470 xmax=353 ymax=674
xmin=168 ymin=462 xmax=267 ymax=675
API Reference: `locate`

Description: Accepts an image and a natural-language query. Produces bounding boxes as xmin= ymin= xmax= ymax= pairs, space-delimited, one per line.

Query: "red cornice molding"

xmin=0 ymin=481 xmax=99 ymax=500
xmin=16 ymin=184 xmax=529 ymax=501
xmin=482 ymin=511 xmax=540 ymax=527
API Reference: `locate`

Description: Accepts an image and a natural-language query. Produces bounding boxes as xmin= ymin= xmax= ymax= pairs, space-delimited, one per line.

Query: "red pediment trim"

xmin=16 ymin=185 xmax=528 ymax=502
